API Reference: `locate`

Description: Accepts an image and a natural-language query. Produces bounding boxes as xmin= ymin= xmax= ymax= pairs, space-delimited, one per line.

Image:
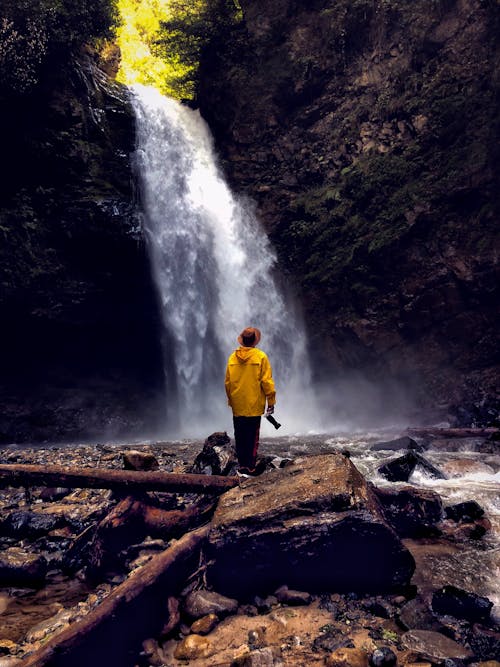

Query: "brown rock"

xmin=174 ymin=634 xmax=210 ymax=660
xmin=184 ymin=589 xmax=238 ymax=619
xmin=326 ymin=647 xmax=369 ymax=667
xmin=206 ymin=454 xmax=415 ymax=598
xmin=191 ymin=613 xmax=219 ymax=635
xmin=401 ymin=629 xmax=473 ymax=662
xmin=122 ymin=450 xmax=159 ymax=471
xmin=0 ymin=547 xmax=47 ymax=587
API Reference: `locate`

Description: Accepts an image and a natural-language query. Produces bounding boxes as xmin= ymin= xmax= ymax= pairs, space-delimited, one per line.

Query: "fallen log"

xmin=406 ymin=427 xmax=498 ymax=438
xmin=86 ymin=495 xmax=217 ymax=577
xmin=20 ymin=525 xmax=210 ymax=667
xmin=0 ymin=464 xmax=238 ymax=494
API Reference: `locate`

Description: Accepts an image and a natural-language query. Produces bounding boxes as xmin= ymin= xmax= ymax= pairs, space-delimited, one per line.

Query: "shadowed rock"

xmin=401 ymin=629 xmax=473 ymax=662
xmin=0 ymin=547 xmax=47 ymax=588
xmin=378 ymin=452 xmax=446 ymax=482
xmin=206 ymin=454 xmax=415 ymax=598
xmin=374 ymin=486 xmax=443 ymax=537
xmin=432 ymin=585 xmax=493 ymax=623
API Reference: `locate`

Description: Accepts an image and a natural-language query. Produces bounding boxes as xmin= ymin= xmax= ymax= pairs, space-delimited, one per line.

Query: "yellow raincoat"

xmin=225 ymin=346 xmax=276 ymax=417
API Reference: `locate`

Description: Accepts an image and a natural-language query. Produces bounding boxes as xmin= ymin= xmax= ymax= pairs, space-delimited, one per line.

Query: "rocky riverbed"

xmin=0 ymin=428 xmax=499 ymax=666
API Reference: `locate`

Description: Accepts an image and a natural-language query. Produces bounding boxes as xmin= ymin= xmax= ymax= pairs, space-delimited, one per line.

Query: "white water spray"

xmin=130 ymin=85 xmax=319 ymax=436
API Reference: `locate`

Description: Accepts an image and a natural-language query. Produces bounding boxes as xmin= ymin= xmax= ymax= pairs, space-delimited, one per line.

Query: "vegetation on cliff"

xmin=0 ymin=0 xmax=118 ymax=96
xmin=116 ymin=0 xmax=242 ymax=99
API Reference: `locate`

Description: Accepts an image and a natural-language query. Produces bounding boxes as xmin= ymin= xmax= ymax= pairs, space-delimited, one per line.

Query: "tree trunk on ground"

xmin=20 ymin=525 xmax=210 ymax=667
xmin=0 ymin=464 xmax=237 ymax=494
xmin=406 ymin=427 xmax=498 ymax=438
xmin=87 ymin=495 xmax=217 ymax=576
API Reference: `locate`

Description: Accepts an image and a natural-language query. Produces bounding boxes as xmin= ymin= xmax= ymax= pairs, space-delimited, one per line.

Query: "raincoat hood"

xmin=235 ymin=346 xmax=260 ymax=363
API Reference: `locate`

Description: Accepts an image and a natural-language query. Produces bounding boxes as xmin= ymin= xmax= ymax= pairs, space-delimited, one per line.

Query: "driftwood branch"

xmin=406 ymin=427 xmax=498 ymax=438
xmin=0 ymin=464 xmax=237 ymax=494
xmin=86 ymin=495 xmax=217 ymax=576
xmin=20 ymin=525 xmax=210 ymax=667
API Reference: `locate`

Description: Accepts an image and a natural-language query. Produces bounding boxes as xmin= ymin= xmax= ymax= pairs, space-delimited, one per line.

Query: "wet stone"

xmin=1 ymin=511 xmax=60 ymax=539
xmin=432 ymin=585 xmax=493 ymax=623
xmin=122 ymin=450 xmax=159 ymax=471
xmin=445 ymin=501 xmax=485 ymax=523
xmin=190 ymin=613 xmax=219 ymax=635
xmin=0 ymin=547 xmax=47 ymax=587
xmin=397 ymin=597 xmax=441 ymax=631
xmin=174 ymin=634 xmax=211 ymax=660
xmin=401 ymin=629 xmax=473 ymax=662
xmin=369 ymin=647 xmax=397 ymax=666
xmin=274 ymin=585 xmax=312 ymax=606
xmin=183 ymin=589 xmax=238 ymax=619
xmin=234 ymin=647 xmax=282 ymax=666
xmin=326 ymin=646 xmax=369 ymax=667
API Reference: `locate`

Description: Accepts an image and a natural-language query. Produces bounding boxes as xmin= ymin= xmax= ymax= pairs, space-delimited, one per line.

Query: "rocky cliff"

xmin=198 ymin=0 xmax=500 ymax=423
xmin=0 ymin=51 xmax=165 ymax=443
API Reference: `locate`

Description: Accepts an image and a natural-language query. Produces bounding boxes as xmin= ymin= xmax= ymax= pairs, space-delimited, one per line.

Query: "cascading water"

xmin=130 ymin=84 xmax=319 ymax=437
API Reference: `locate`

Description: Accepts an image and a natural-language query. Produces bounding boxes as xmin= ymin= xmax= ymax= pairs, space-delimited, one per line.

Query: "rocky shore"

xmin=0 ymin=430 xmax=499 ymax=666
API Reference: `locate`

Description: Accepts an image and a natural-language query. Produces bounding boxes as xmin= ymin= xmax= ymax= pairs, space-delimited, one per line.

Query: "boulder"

xmin=183 ymin=589 xmax=238 ymax=619
xmin=174 ymin=634 xmax=211 ymax=660
xmin=378 ymin=452 xmax=446 ymax=482
xmin=206 ymin=454 xmax=415 ymax=598
xmin=0 ymin=510 xmax=61 ymax=539
xmin=274 ymin=585 xmax=311 ymax=606
xmin=445 ymin=501 xmax=485 ymax=523
xmin=432 ymin=585 xmax=493 ymax=623
xmin=0 ymin=547 xmax=47 ymax=587
xmin=397 ymin=597 xmax=441 ymax=631
xmin=374 ymin=486 xmax=443 ymax=537
xmin=191 ymin=613 xmax=219 ymax=635
xmin=401 ymin=630 xmax=473 ymax=662
xmin=371 ymin=436 xmax=424 ymax=452
xmin=122 ymin=450 xmax=159 ymax=471
xmin=468 ymin=625 xmax=500 ymax=662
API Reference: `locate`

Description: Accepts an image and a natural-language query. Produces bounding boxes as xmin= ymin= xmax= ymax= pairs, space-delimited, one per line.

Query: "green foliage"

xmin=116 ymin=0 xmax=242 ymax=99
xmin=280 ymin=150 xmax=427 ymax=300
xmin=154 ymin=0 xmax=243 ymax=99
xmin=0 ymin=0 xmax=119 ymax=95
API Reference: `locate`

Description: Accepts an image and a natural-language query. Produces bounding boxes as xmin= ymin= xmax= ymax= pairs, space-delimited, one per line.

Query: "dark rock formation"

xmin=0 ymin=51 xmax=165 ymax=443
xmin=445 ymin=500 xmax=485 ymax=523
xmin=432 ymin=585 xmax=493 ymax=624
xmin=377 ymin=451 xmax=446 ymax=482
xmin=374 ymin=486 xmax=443 ymax=537
xmin=0 ymin=547 xmax=47 ymax=588
xmin=206 ymin=454 xmax=415 ymax=598
xmin=198 ymin=0 xmax=500 ymax=420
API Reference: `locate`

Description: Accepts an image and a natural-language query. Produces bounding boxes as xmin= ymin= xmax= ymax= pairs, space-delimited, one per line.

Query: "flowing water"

xmin=130 ymin=84 xmax=321 ymax=438
xmin=257 ymin=429 xmax=500 ymax=618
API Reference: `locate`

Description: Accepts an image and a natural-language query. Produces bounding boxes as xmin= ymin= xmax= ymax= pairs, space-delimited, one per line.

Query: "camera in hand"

xmin=265 ymin=414 xmax=281 ymax=429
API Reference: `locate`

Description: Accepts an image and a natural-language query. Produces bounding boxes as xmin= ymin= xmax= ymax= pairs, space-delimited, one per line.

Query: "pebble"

xmin=326 ymin=646 xmax=369 ymax=666
xmin=174 ymin=634 xmax=210 ymax=660
xmin=190 ymin=613 xmax=219 ymax=635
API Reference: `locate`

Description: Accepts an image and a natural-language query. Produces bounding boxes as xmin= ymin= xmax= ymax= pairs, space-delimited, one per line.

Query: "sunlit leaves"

xmin=116 ymin=0 xmax=242 ymax=100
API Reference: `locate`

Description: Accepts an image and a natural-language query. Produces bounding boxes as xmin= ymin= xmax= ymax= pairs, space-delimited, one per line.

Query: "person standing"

xmin=225 ymin=327 xmax=276 ymax=476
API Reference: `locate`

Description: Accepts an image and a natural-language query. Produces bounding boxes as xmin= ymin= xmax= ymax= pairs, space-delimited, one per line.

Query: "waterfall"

xmin=130 ymin=84 xmax=319 ymax=437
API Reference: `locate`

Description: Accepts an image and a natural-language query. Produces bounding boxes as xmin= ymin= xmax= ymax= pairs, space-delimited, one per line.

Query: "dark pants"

xmin=233 ymin=416 xmax=261 ymax=470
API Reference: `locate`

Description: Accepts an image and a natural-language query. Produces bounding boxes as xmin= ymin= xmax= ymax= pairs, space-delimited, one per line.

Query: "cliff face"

xmin=0 ymin=52 xmax=165 ymax=443
xmin=198 ymin=0 xmax=500 ymax=422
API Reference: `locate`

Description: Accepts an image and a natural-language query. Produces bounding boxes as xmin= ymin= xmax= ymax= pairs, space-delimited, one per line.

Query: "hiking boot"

xmin=237 ymin=466 xmax=257 ymax=478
